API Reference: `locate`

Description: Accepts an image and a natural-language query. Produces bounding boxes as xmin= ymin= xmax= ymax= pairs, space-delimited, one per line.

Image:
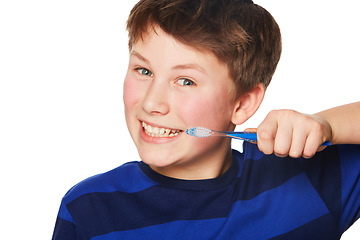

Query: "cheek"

xmin=176 ymin=92 xmax=234 ymax=130
xmin=123 ymin=77 xmax=141 ymax=111
xmin=123 ymin=76 xmax=146 ymax=133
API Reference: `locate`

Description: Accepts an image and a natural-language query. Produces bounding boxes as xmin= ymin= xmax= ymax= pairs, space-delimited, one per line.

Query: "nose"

xmin=141 ymin=80 xmax=170 ymax=116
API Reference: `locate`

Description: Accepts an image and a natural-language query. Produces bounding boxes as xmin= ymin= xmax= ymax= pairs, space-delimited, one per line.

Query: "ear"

xmin=231 ymin=82 xmax=265 ymax=125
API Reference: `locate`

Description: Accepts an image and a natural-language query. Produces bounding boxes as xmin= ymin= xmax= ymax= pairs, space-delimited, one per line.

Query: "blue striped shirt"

xmin=52 ymin=143 xmax=360 ymax=239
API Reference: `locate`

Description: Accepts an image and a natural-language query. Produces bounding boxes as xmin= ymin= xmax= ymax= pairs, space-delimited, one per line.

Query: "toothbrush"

xmin=186 ymin=127 xmax=331 ymax=146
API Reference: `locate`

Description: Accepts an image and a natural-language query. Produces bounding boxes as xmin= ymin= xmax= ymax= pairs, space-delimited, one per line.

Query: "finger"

xmin=303 ymin=130 xmax=325 ymax=159
xmin=257 ymin=119 xmax=277 ymax=155
xmin=244 ymin=128 xmax=257 ymax=133
xmin=317 ymin=145 xmax=327 ymax=152
xmin=289 ymin=128 xmax=308 ymax=158
xmin=273 ymin=123 xmax=293 ymax=157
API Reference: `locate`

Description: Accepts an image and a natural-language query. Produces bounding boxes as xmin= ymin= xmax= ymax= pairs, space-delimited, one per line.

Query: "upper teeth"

xmin=142 ymin=122 xmax=181 ymax=137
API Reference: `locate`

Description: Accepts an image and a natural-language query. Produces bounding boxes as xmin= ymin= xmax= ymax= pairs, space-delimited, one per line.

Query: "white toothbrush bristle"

xmin=186 ymin=127 xmax=212 ymax=137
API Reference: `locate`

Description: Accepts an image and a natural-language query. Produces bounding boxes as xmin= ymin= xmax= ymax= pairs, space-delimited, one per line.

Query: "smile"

xmin=142 ymin=122 xmax=182 ymax=137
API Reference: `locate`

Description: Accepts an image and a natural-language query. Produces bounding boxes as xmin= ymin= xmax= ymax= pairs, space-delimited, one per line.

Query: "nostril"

xmin=142 ymin=104 xmax=169 ymax=115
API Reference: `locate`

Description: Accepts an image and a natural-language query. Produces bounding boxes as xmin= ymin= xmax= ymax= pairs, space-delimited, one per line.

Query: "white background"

xmin=0 ymin=0 xmax=359 ymax=239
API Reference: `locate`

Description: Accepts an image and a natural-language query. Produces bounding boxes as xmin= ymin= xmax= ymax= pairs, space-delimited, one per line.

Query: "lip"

xmin=139 ymin=120 xmax=184 ymax=144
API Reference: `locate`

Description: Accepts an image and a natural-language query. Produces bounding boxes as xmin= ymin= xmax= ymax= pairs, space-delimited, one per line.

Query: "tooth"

xmin=160 ymin=128 xmax=165 ymax=135
xmin=142 ymin=122 xmax=182 ymax=138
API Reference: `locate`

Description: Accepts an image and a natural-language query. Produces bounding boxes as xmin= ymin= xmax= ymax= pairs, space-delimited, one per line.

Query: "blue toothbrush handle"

xmin=226 ymin=132 xmax=258 ymax=142
xmin=321 ymin=141 xmax=331 ymax=146
xmin=227 ymin=132 xmax=331 ymax=146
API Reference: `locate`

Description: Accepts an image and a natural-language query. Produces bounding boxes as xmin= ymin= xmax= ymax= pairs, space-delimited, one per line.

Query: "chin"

xmin=138 ymin=150 xmax=180 ymax=168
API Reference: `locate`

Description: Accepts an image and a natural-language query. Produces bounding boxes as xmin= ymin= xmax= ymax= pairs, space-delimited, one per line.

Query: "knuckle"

xmin=312 ymin=121 xmax=324 ymax=133
xmin=289 ymin=151 xmax=302 ymax=159
xmin=257 ymin=143 xmax=273 ymax=155
xmin=280 ymin=109 xmax=297 ymax=119
xmin=274 ymin=145 xmax=289 ymax=156
xmin=303 ymin=148 xmax=316 ymax=159
xmin=263 ymin=149 xmax=274 ymax=155
xmin=303 ymin=153 xmax=314 ymax=159
xmin=257 ymin=128 xmax=273 ymax=142
xmin=267 ymin=110 xmax=278 ymax=118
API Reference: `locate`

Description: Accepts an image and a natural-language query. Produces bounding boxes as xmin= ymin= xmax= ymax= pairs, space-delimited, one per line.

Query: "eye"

xmin=137 ymin=68 xmax=153 ymax=77
xmin=177 ymin=78 xmax=196 ymax=86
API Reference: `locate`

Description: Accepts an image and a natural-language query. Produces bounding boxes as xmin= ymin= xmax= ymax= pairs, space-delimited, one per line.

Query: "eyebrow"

xmin=172 ymin=64 xmax=206 ymax=74
xmin=131 ymin=50 xmax=207 ymax=75
xmin=131 ymin=51 xmax=150 ymax=64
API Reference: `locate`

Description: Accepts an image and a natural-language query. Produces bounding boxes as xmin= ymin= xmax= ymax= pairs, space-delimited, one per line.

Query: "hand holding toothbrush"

xmin=248 ymin=109 xmax=333 ymax=159
xmin=187 ymin=109 xmax=333 ymax=159
xmin=188 ymin=103 xmax=360 ymax=159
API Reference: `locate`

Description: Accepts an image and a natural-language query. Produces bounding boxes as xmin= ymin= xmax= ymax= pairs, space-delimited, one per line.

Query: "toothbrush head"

xmin=186 ymin=127 xmax=212 ymax=137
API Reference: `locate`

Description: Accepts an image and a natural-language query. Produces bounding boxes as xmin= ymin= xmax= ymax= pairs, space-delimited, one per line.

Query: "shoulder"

xmin=61 ymin=161 xmax=156 ymax=204
xmin=56 ymin=161 xmax=157 ymax=223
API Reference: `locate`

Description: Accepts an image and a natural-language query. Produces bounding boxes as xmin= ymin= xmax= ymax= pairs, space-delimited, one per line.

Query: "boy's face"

xmin=123 ymin=26 xmax=239 ymax=179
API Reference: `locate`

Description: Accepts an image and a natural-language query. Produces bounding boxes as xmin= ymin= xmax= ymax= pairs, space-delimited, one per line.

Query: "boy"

xmin=52 ymin=0 xmax=360 ymax=239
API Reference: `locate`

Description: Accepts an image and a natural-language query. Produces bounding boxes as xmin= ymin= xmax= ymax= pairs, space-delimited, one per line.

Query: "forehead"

xmin=131 ymin=26 xmax=227 ymax=70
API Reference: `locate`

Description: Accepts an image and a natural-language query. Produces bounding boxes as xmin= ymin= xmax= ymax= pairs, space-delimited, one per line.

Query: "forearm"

xmin=315 ymin=102 xmax=360 ymax=145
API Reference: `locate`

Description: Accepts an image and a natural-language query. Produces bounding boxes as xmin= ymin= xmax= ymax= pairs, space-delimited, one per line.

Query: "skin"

xmin=123 ymin=25 xmax=360 ymax=179
xmin=252 ymin=102 xmax=360 ymax=159
xmin=124 ymin=27 xmax=237 ymax=179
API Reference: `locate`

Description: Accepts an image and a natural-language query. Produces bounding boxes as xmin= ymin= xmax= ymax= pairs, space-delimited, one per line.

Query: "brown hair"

xmin=127 ymin=0 xmax=282 ymax=97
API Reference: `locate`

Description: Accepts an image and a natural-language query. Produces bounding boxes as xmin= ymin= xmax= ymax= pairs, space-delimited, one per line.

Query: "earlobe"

xmin=231 ymin=83 xmax=265 ymax=125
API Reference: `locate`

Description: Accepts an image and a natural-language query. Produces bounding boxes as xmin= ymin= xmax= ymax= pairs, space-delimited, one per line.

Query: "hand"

xmin=247 ymin=110 xmax=332 ymax=158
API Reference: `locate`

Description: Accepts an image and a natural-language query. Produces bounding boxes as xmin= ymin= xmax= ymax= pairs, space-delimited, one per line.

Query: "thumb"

xmin=244 ymin=128 xmax=257 ymax=133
